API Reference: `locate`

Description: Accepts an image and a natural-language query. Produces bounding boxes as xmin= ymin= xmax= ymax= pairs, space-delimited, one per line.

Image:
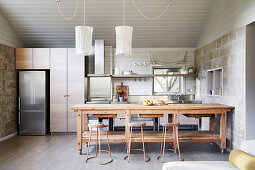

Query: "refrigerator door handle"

xmin=18 ymin=111 xmax=21 ymax=125
xmin=18 ymin=97 xmax=21 ymax=111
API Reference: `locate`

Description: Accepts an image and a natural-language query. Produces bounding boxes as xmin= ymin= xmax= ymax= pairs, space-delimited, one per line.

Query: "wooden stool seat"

xmin=86 ymin=123 xmax=113 ymax=165
xmin=88 ymin=123 xmax=108 ymax=128
xmin=127 ymin=122 xmax=146 ymax=127
xmin=139 ymin=114 xmax=163 ymax=118
xmin=93 ymin=114 xmax=117 ymax=118
xmin=161 ymin=123 xmax=180 ymax=127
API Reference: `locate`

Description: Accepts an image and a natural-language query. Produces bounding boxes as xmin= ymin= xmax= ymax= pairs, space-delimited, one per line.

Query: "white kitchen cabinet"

xmin=33 ymin=48 xmax=50 ymax=69
xmin=50 ymin=48 xmax=68 ymax=132
xmin=16 ymin=48 xmax=50 ymax=69
xmin=16 ymin=48 xmax=32 ymax=69
xmin=50 ymin=48 xmax=84 ymax=132
xmin=67 ymin=48 xmax=84 ymax=132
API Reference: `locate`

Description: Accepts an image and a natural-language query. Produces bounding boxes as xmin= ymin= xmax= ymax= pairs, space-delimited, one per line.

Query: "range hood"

xmin=87 ymin=40 xmax=110 ymax=77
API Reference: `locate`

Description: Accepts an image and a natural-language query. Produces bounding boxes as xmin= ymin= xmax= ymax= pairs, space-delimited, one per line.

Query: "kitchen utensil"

xmin=115 ymin=82 xmax=129 ymax=101
xmin=119 ymin=96 xmax=124 ymax=102
xmin=114 ymin=68 xmax=120 ymax=75
xmin=181 ymin=70 xmax=188 ymax=74
xmin=123 ymin=71 xmax=132 ymax=75
xmin=219 ymin=88 xmax=222 ymax=95
xmin=188 ymin=67 xmax=195 ymax=74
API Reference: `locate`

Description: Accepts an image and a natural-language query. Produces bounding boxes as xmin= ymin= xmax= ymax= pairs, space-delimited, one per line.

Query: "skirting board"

xmin=0 ymin=132 xmax=17 ymax=142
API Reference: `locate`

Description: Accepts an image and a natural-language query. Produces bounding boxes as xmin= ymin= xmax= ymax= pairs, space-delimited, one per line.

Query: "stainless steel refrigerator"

xmin=18 ymin=71 xmax=48 ymax=135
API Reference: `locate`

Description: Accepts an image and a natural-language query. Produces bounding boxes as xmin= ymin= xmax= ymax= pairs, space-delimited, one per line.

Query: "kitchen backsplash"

xmin=86 ymin=47 xmax=196 ymax=96
xmin=112 ymin=48 xmax=196 ymax=96
xmin=127 ymin=96 xmax=168 ymax=104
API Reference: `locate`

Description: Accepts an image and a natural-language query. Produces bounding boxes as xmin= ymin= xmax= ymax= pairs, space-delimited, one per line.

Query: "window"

xmin=153 ymin=68 xmax=181 ymax=93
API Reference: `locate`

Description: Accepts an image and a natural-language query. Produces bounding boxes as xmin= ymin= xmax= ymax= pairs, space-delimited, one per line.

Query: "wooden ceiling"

xmin=0 ymin=0 xmax=214 ymax=48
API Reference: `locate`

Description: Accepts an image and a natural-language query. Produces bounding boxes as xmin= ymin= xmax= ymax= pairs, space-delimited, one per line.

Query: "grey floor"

xmin=0 ymin=134 xmax=229 ymax=170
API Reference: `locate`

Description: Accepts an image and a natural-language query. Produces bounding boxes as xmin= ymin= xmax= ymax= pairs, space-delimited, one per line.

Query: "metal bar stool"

xmin=86 ymin=124 xmax=113 ymax=165
xmin=124 ymin=122 xmax=150 ymax=163
xmin=157 ymin=123 xmax=184 ymax=162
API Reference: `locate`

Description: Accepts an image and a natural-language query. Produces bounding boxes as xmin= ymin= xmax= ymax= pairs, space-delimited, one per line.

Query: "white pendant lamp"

xmin=115 ymin=0 xmax=133 ymax=56
xmin=75 ymin=0 xmax=93 ymax=56
xmin=75 ymin=26 xmax=93 ymax=56
xmin=115 ymin=26 xmax=133 ymax=55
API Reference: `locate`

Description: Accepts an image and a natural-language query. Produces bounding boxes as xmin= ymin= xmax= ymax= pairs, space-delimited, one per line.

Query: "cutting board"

xmin=115 ymin=82 xmax=129 ymax=101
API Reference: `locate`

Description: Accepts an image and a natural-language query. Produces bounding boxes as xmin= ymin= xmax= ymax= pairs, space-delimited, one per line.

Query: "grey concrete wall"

xmin=0 ymin=44 xmax=17 ymax=138
xmin=245 ymin=24 xmax=255 ymax=140
xmin=197 ymin=0 xmax=255 ymax=48
xmin=194 ymin=27 xmax=246 ymax=149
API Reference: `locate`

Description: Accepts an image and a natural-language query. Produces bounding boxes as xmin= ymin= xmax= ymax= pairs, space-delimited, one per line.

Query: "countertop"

xmin=71 ymin=103 xmax=235 ymax=111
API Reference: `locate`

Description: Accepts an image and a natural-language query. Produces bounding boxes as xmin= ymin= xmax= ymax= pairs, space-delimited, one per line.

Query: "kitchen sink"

xmin=167 ymin=94 xmax=202 ymax=104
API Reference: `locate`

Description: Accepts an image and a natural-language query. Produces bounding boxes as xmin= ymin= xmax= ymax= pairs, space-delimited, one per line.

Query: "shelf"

xmin=82 ymin=130 xmax=220 ymax=143
xmin=207 ymin=68 xmax=223 ymax=96
xmin=111 ymin=73 xmax=197 ymax=78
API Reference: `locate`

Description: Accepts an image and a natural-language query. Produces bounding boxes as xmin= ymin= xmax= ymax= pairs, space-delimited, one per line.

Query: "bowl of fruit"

xmin=143 ymin=99 xmax=153 ymax=106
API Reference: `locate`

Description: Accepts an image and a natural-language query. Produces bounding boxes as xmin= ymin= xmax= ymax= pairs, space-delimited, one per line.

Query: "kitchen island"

xmin=71 ymin=104 xmax=234 ymax=154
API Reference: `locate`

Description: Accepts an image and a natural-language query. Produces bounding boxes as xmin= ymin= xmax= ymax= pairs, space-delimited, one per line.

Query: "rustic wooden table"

xmin=71 ymin=104 xmax=234 ymax=154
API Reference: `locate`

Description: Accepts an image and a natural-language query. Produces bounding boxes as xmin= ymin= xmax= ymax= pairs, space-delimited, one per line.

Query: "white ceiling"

xmin=0 ymin=0 xmax=214 ymax=48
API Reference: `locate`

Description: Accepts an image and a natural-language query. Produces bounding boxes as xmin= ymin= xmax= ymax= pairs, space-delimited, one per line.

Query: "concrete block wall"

xmin=0 ymin=44 xmax=17 ymax=138
xmin=194 ymin=27 xmax=246 ymax=149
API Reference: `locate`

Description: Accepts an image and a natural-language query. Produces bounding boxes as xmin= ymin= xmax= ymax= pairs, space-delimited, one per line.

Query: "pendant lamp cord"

xmin=56 ymin=0 xmax=80 ymax=21
xmin=123 ymin=0 xmax=126 ymax=25
xmin=56 ymin=0 xmax=171 ymax=22
xmin=83 ymin=0 xmax=86 ymax=26
xmin=131 ymin=0 xmax=172 ymax=20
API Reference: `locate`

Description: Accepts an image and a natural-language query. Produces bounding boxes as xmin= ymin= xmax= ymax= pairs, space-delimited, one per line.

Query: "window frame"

xmin=152 ymin=67 xmax=182 ymax=95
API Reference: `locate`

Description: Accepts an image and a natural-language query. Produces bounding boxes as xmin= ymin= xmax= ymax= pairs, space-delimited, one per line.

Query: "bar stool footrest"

xmin=124 ymin=156 xmax=150 ymax=162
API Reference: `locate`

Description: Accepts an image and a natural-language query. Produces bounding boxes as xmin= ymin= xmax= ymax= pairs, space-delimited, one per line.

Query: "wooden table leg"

xmin=168 ymin=114 xmax=173 ymax=131
xmin=220 ymin=110 xmax=227 ymax=149
xmin=172 ymin=110 xmax=179 ymax=149
xmin=210 ymin=114 xmax=215 ymax=131
xmin=84 ymin=114 xmax=88 ymax=131
xmin=173 ymin=111 xmax=179 ymax=124
xmin=125 ymin=110 xmax=131 ymax=149
xmin=77 ymin=110 xmax=82 ymax=152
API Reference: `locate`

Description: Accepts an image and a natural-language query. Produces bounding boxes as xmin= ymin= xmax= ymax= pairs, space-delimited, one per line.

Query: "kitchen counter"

xmin=72 ymin=103 xmax=234 ymax=111
xmin=71 ymin=103 xmax=234 ymax=154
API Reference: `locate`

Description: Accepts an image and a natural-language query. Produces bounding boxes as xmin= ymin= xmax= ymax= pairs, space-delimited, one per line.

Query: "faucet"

xmin=168 ymin=93 xmax=182 ymax=101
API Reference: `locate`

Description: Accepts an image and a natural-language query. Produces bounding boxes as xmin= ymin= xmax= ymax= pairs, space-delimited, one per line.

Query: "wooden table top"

xmin=71 ymin=103 xmax=235 ymax=111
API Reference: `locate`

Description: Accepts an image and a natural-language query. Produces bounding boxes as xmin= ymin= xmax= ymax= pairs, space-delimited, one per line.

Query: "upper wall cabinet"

xmin=16 ymin=48 xmax=50 ymax=69
xmin=16 ymin=48 xmax=32 ymax=69
xmin=33 ymin=48 xmax=50 ymax=69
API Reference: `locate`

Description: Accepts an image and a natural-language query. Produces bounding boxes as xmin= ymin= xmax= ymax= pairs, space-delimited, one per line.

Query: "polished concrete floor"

xmin=0 ymin=135 xmax=229 ymax=170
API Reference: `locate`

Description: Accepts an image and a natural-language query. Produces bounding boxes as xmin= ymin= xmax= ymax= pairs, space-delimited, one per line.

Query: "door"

xmin=19 ymin=71 xmax=46 ymax=110
xmin=19 ymin=111 xmax=46 ymax=135
xmin=50 ymin=48 xmax=68 ymax=132
xmin=19 ymin=71 xmax=46 ymax=135
xmin=67 ymin=48 xmax=84 ymax=132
